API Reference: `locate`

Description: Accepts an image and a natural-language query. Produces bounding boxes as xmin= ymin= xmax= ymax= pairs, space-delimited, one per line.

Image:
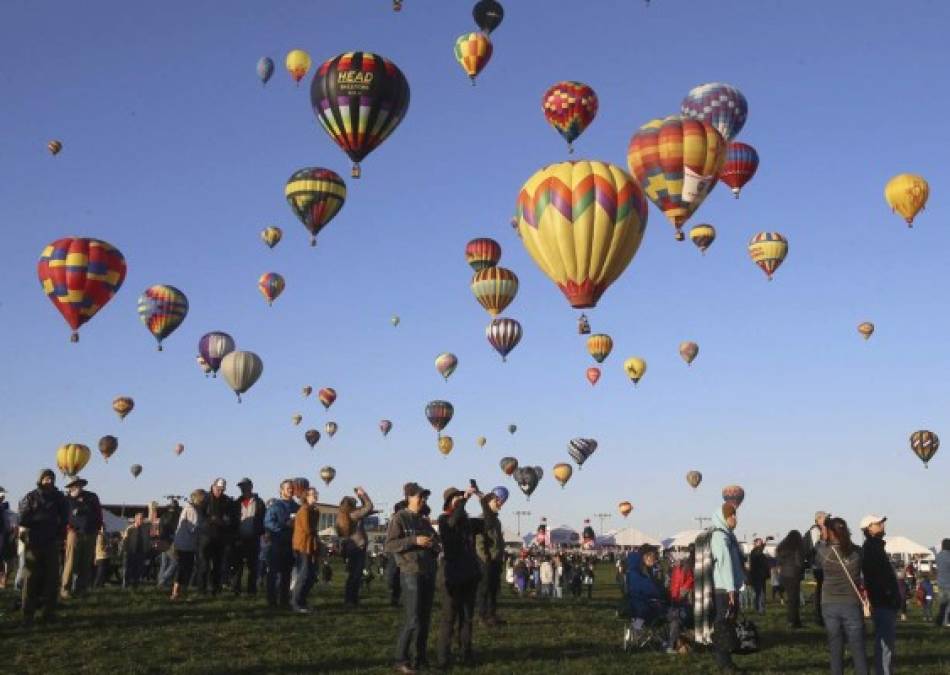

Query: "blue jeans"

xmin=266 ymin=542 xmax=292 ymax=607
xmin=396 ymin=572 xmax=436 ymax=667
xmin=157 ymin=551 xmax=177 ymax=588
xmin=344 ymin=547 xmax=366 ymax=605
xmin=291 ymin=552 xmax=315 ymax=609
xmin=822 ymin=603 xmax=868 ymax=675
xmin=871 ymin=607 xmax=896 ymax=675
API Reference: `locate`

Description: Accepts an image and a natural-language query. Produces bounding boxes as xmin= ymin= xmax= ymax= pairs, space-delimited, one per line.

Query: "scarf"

xmin=693 ymin=529 xmax=716 ymax=645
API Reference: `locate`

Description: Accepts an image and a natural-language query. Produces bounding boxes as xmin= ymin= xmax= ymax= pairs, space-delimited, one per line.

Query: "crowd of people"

xmin=1 ymin=472 xmax=948 ymax=674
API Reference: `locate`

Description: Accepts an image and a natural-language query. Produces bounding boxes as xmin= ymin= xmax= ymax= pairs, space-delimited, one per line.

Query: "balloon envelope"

xmin=679 ymin=341 xmax=699 ymax=365
xmin=318 ymin=388 xmax=337 ymax=409
xmin=285 ymin=168 xmax=346 ymax=246
xmin=623 ymin=357 xmax=647 ymax=384
xmin=465 ymin=238 xmax=502 ymax=272
xmin=885 ymin=173 xmax=929 ymax=226
xmin=553 ymin=462 xmax=573 ymax=487
xmin=379 ymin=419 xmax=393 ymax=436
xmin=130 ymin=464 xmax=142 ymax=478
xmin=680 ymin=82 xmax=748 ymax=142
xmin=220 ymin=351 xmax=263 ymax=402
xmin=435 ymin=353 xmax=459 ymax=380
xmin=98 ymin=435 xmax=118 ymax=461
xmin=198 ymin=332 xmax=235 ymax=376
xmin=748 ymin=232 xmax=788 ymax=280
xmin=586 ymin=334 xmax=613 ymax=363
xmin=473 ymin=0 xmax=504 ymax=33
xmin=618 ymin=501 xmax=633 ymax=517
xmin=686 ymin=470 xmax=702 ymax=489
xmin=261 ymin=226 xmax=282 ymax=248
xmin=257 ymin=57 xmax=274 ymax=85
xmin=138 ymin=284 xmax=188 ymax=350
xmin=305 ymin=429 xmax=320 ymax=448
xmin=500 ymin=457 xmax=518 ymax=475
xmin=910 ymin=430 xmax=939 ymax=467
xmin=57 ymin=443 xmax=90 ymax=476
xmin=719 ymin=142 xmax=759 ymax=198
xmin=320 ymin=466 xmax=336 ymax=485
xmin=586 ymin=367 xmax=601 ymax=386
xmin=454 ymin=32 xmax=493 ymax=83
xmin=486 ymin=317 xmax=522 ymax=361
xmin=113 ymin=396 xmax=134 ymax=420
xmin=425 ymin=400 xmax=454 ymax=432
xmin=689 ymin=224 xmax=716 ymax=254
xmin=542 ymin=81 xmax=598 ymax=151
xmin=285 ymin=49 xmax=311 ymax=83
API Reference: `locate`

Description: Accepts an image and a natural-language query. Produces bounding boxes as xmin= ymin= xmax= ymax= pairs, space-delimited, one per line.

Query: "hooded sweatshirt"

xmin=18 ymin=472 xmax=68 ymax=547
xmin=625 ymin=552 xmax=666 ymax=619
xmin=709 ymin=509 xmax=745 ymax=593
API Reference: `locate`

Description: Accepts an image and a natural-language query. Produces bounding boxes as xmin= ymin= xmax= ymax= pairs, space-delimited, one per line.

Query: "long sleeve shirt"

xmin=385 ymin=508 xmax=439 ymax=576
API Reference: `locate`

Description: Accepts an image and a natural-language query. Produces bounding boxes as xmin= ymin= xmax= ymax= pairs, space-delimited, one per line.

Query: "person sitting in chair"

xmin=624 ymin=545 xmax=668 ymax=650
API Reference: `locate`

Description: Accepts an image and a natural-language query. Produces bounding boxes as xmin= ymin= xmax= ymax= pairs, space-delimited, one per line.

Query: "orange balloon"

xmin=586 ymin=367 xmax=601 ymax=386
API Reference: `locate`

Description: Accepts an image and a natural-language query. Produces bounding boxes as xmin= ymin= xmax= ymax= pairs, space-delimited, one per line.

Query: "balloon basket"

xmin=351 ymin=164 xmax=361 ymax=179
xmin=70 ymin=332 xmax=79 ymax=343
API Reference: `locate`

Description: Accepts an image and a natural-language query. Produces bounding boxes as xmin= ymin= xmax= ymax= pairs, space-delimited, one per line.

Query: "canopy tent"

xmin=886 ymin=535 xmax=935 ymax=560
xmin=600 ymin=527 xmax=660 ymax=548
xmin=662 ymin=530 xmax=704 ymax=550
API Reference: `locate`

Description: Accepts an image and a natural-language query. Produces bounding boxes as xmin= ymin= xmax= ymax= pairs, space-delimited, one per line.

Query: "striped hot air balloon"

xmin=138 ymin=285 xmax=188 ymax=350
xmin=318 ymin=388 xmax=337 ymax=410
xmin=198 ymin=332 xmax=235 ymax=377
xmin=748 ymin=232 xmax=788 ymax=281
xmin=454 ymin=32 xmax=493 ymax=84
xmin=465 ymin=238 xmax=502 ymax=272
xmin=910 ymin=430 xmax=939 ymax=467
xmin=568 ymin=438 xmax=597 ymax=468
xmin=471 ymin=267 xmax=518 ymax=317
xmin=257 ymin=273 xmax=285 ymax=306
xmin=435 ymin=353 xmax=458 ymax=381
xmin=719 ymin=142 xmax=759 ymax=198
xmin=689 ymin=224 xmax=716 ymax=255
xmin=486 ymin=317 xmax=522 ymax=361
xmin=425 ymin=400 xmax=454 ymax=435
xmin=285 ymin=168 xmax=346 ymax=246
xmin=57 ymin=443 xmax=90 ymax=476
xmin=586 ymin=334 xmax=613 ymax=363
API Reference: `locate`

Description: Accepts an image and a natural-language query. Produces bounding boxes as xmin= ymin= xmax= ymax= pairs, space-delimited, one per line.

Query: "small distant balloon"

xmin=257 ymin=57 xmax=275 ymax=85
xmin=305 ymin=429 xmax=320 ymax=448
xmin=379 ymin=419 xmax=393 ymax=436
xmin=292 ymin=414 xmax=303 ymax=426
xmin=325 ymin=421 xmax=338 ymax=438
xmin=686 ymin=470 xmax=702 ymax=489
xmin=438 ymin=435 xmax=454 ymax=456
xmin=618 ymin=501 xmax=633 ymax=518
xmin=261 ymin=226 xmax=282 ymax=249
xmin=318 ymin=388 xmax=337 ymax=410
xmin=130 ymin=464 xmax=142 ymax=479
xmin=319 ymin=466 xmax=336 ymax=486
xmin=113 ymin=396 xmax=134 ymax=420
xmin=857 ymin=322 xmax=875 ymax=340
xmin=435 ymin=353 xmax=458 ymax=381
xmin=885 ymin=174 xmax=929 ymax=226
xmin=98 ymin=436 xmax=118 ymax=462
xmin=586 ymin=367 xmax=601 ymax=386
xmin=553 ymin=463 xmax=573 ymax=488
xmin=48 ymin=140 xmax=63 ymax=155
xmin=285 ymin=49 xmax=311 ymax=84
xmin=174 ymin=443 xmax=184 ymax=457
xmin=679 ymin=341 xmax=699 ymax=366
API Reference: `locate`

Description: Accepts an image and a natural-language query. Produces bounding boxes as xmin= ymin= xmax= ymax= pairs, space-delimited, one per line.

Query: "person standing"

xmin=171 ymin=489 xmax=204 ymax=601
xmin=0 ymin=487 xmax=18 ymax=589
xmin=936 ymin=539 xmax=950 ymax=626
xmin=473 ymin=487 xmax=506 ymax=625
xmin=816 ymin=517 xmax=868 ymax=675
xmin=18 ymin=469 xmax=68 ymax=625
xmin=583 ymin=560 xmax=595 ymax=599
xmin=861 ymin=515 xmax=901 ymax=675
xmin=156 ymin=497 xmax=181 ymax=590
xmin=198 ymin=478 xmax=233 ymax=595
xmin=231 ymin=478 xmax=265 ymax=596
xmin=60 ymin=476 xmax=102 ymax=599
xmin=770 ymin=558 xmax=783 ymax=604
xmin=918 ymin=574 xmax=935 ymax=622
xmin=748 ymin=538 xmax=769 ymax=615
xmin=553 ymin=555 xmax=565 ymax=600
xmin=94 ymin=525 xmax=111 ymax=588
xmin=776 ymin=529 xmax=806 ymax=628
xmin=540 ymin=556 xmax=554 ymax=598
xmin=122 ymin=512 xmax=150 ymax=589
xmin=291 ymin=486 xmax=320 ymax=613
xmin=336 ymin=486 xmax=375 ymax=607
xmin=264 ymin=479 xmax=298 ymax=608
xmin=709 ymin=502 xmax=745 ymax=673
xmin=804 ymin=511 xmax=828 ymax=626
xmin=385 ymin=502 xmax=406 ymax=607
xmin=437 ymin=485 xmax=484 ymax=668
xmin=386 ymin=482 xmax=440 ymax=674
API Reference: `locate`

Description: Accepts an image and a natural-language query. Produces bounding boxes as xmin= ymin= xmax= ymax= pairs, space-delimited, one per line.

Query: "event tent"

xmin=662 ymin=530 xmax=703 ymax=550
xmin=600 ymin=528 xmax=661 ymax=548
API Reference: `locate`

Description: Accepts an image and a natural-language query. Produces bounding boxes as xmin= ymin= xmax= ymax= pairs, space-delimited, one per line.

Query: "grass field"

xmin=2 ymin=561 xmax=948 ymax=674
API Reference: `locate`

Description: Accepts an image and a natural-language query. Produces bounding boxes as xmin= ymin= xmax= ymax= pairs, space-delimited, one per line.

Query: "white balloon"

xmin=220 ymin=350 xmax=263 ymax=402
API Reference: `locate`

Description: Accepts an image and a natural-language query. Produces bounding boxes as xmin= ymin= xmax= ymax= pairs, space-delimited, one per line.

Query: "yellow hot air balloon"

xmin=689 ymin=224 xmax=716 ymax=254
xmin=623 ymin=357 xmax=647 ymax=385
xmin=586 ymin=334 xmax=613 ymax=364
xmin=857 ymin=322 xmax=875 ymax=340
xmin=516 ymin=160 xmax=649 ymax=309
xmin=748 ymin=232 xmax=788 ymax=281
xmin=438 ymin=435 xmax=454 ymax=457
xmin=885 ymin=174 xmax=929 ymax=227
xmin=454 ymin=32 xmax=493 ymax=85
xmin=292 ymin=413 xmax=303 ymax=426
xmin=679 ymin=341 xmax=699 ymax=366
xmin=261 ymin=226 xmax=282 ymax=249
xmin=476 ymin=436 xmax=487 ymax=448
xmin=285 ymin=49 xmax=312 ymax=84
xmin=470 ymin=267 xmax=518 ymax=317
xmin=57 ymin=443 xmax=91 ymax=476
xmin=553 ymin=462 xmax=573 ymax=488
xmin=113 ymin=396 xmax=134 ymax=420
xmin=618 ymin=501 xmax=633 ymax=518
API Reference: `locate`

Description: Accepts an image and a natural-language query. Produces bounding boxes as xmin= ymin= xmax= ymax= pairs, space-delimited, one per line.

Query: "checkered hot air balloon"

xmin=311 ymin=52 xmax=410 ymax=178
xmin=285 ymin=168 xmax=346 ymax=246
xmin=516 ymin=161 xmax=648 ymax=308
xmin=910 ymin=430 xmax=939 ymax=468
xmin=471 ymin=267 xmax=518 ymax=317
xmin=680 ymin=83 xmax=748 ymax=143
xmin=425 ymin=400 xmax=454 ymax=435
xmin=38 ymin=237 xmax=127 ymax=342
xmin=198 ymin=332 xmax=235 ymax=378
xmin=719 ymin=142 xmax=759 ymax=198
xmin=567 ymin=438 xmax=597 ymax=468
xmin=542 ymin=81 xmax=599 ymax=153
xmin=465 ymin=238 xmax=502 ymax=272
xmin=627 ymin=116 xmax=726 ymax=240
xmin=748 ymin=232 xmax=788 ymax=281
xmin=454 ymin=32 xmax=493 ymax=85
xmin=486 ymin=317 xmax=522 ymax=361
xmin=138 ymin=285 xmax=188 ymax=351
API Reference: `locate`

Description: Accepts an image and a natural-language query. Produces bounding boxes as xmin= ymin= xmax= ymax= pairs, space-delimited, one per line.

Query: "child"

xmin=918 ymin=574 xmax=935 ymax=622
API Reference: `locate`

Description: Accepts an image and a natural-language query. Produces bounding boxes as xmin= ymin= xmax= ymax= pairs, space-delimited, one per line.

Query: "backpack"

xmin=734 ymin=619 xmax=759 ymax=654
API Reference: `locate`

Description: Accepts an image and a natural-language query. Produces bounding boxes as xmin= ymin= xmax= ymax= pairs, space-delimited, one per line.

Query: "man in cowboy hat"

xmin=60 ymin=476 xmax=102 ymax=599
xmin=18 ymin=469 xmax=68 ymax=626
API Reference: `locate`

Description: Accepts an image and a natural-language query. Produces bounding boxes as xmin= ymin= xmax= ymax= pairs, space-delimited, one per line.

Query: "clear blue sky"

xmin=1 ymin=1 xmax=947 ymax=548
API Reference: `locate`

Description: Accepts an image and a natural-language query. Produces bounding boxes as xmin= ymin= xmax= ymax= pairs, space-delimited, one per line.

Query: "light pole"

xmin=594 ymin=512 xmax=612 ymax=534
xmin=514 ymin=510 xmax=532 ymax=536
xmin=695 ymin=516 xmax=710 ymax=530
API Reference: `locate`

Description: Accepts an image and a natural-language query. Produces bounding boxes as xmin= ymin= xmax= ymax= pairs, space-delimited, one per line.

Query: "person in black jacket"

xmin=231 ymin=478 xmax=265 ymax=595
xmin=437 ymin=485 xmax=484 ymax=669
xmin=18 ymin=469 xmax=68 ymax=626
xmin=385 ymin=500 xmax=407 ymax=607
xmin=748 ymin=538 xmax=770 ymax=615
xmin=474 ymin=487 xmax=507 ymax=626
xmin=861 ymin=515 xmax=900 ymax=675
xmin=60 ymin=476 xmax=102 ymax=599
xmin=198 ymin=477 xmax=234 ymax=595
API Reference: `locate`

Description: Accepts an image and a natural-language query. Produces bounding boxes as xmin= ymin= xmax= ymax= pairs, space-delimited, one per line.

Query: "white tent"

xmin=605 ymin=527 xmax=660 ymax=548
xmin=502 ymin=527 xmax=522 ymax=545
xmin=886 ymin=535 xmax=935 ymax=560
xmin=662 ymin=530 xmax=703 ymax=550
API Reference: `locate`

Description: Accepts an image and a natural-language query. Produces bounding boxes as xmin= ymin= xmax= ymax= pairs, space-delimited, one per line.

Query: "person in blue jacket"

xmin=710 ymin=502 xmax=746 ymax=673
xmin=625 ymin=545 xmax=667 ymax=625
xmin=264 ymin=479 xmax=299 ymax=609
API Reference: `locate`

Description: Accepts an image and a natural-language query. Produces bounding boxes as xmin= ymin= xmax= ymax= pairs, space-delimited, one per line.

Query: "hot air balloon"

xmin=680 ymin=83 xmax=748 ymax=142
xmin=305 ymin=429 xmax=320 ymax=448
xmin=500 ymin=457 xmax=518 ymax=476
xmin=285 ymin=49 xmax=311 ymax=85
xmin=220 ymin=351 xmax=263 ymax=402
xmin=623 ymin=357 xmax=647 ymax=385
xmin=486 ymin=317 xmax=522 ymax=361
xmin=48 ymin=140 xmax=63 ymax=155
xmin=435 ymin=353 xmax=458 ymax=381
xmin=198 ymin=331 xmax=235 ymax=378
xmin=516 ymin=160 xmax=648 ymax=308
xmin=858 ymin=322 xmax=875 ymax=340
xmin=98 ymin=436 xmax=118 ymax=462
xmin=542 ymin=81 xmax=598 ymax=153
xmin=465 ymin=238 xmax=502 ymax=272
xmin=325 ymin=421 xmax=338 ymax=438
xmin=425 ymin=400 xmax=454 ymax=434
xmin=197 ymin=356 xmax=212 ymax=376
xmin=508 ymin=424 xmax=517 ymax=435
xmin=471 ymin=267 xmax=518 ymax=317
xmin=113 ymin=396 xmax=134 ymax=420
xmin=130 ymin=464 xmax=142 ymax=479
xmin=910 ymin=430 xmax=939 ymax=467
xmin=285 ymin=168 xmax=346 ymax=246
xmin=391 ymin=316 xmax=400 ymax=327
xmin=722 ymin=485 xmax=745 ymax=508
xmin=618 ymin=501 xmax=633 ymax=518
xmin=303 ymin=386 xmax=312 ymax=397
xmin=577 ymin=314 xmax=591 ymax=335
xmin=885 ymin=174 xmax=929 ymax=226
xmin=627 ymin=116 xmax=726 ymax=240
xmin=438 ymin=436 xmax=455 ymax=456
xmin=586 ymin=367 xmax=601 ymax=386
xmin=476 ymin=436 xmax=487 ymax=448
xmin=748 ymin=232 xmax=788 ymax=281
xmin=57 ymin=443 xmax=90 ymax=476
xmin=586 ymin=334 xmax=613 ymax=363
xmin=689 ymin=224 xmax=716 ymax=255
xmin=261 ymin=226 xmax=282 ymax=249
xmin=379 ymin=419 xmax=393 ymax=436
xmin=318 ymin=388 xmax=337 ymax=410
xmin=174 ymin=443 xmax=185 ymax=456
xmin=679 ymin=341 xmax=699 ymax=366
xmin=257 ymin=57 xmax=274 ymax=85
xmin=292 ymin=414 xmax=303 ymax=426
xmin=320 ymin=466 xmax=336 ymax=485
xmin=473 ymin=0 xmax=504 ymax=33
xmin=685 ymin=470 xmax=703 ymax=489
xmin=514 ymin=466 xmax=540 ymax=499
xmin=257 ymin=273 xmax=285 ymax=306
xmin=553 ymin=463 xmax=573 ymax=488
xmin=310 ymin=52 xmax=410 ymax=178
xmin=138 ymin=284 xmax=188 ymax=350
xmin=38 ymin=237 xmax=127 ymax=342
xmin=454 ymin=32 xmax=492 ymax=85
xmin=719 ymin=142 xmax=759 ymax=198
xmin=568 ymin=438 xmax=597 ymax=468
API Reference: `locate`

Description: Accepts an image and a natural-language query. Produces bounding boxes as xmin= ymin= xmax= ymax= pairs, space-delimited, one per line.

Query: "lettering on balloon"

xmin=337 ymin=70 xmax=375 ymax=93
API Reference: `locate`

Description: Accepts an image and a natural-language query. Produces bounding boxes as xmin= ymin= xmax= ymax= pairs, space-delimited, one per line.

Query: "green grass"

xmin=2 ymin=562 xmax=948 ymax=674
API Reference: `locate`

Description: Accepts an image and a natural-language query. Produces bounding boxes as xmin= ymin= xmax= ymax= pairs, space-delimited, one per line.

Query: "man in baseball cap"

xmin=860 ymin=514 xmax=900 ymax=674
xmin=232 ymin=478 xmax=265 ymax=596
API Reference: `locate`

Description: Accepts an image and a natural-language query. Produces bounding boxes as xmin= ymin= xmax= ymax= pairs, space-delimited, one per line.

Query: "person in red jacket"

xmin=668 ymin=545 xmax=695 ymax=651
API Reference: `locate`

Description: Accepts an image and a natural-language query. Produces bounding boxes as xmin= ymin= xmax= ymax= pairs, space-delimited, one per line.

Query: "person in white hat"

xmin=197 ymin=478 xmax=234 ymax=595
xmin=860 ymin=515 xmax=900 ymax=675
xmin=60 ymin=476 xmax=102 ymax=599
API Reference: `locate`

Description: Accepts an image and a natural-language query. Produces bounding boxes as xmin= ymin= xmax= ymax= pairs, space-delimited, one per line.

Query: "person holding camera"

xmin=474 ymin=486 xmax=507 ymax=625
xmin=336 ymin=486 xmax=375 ymax=607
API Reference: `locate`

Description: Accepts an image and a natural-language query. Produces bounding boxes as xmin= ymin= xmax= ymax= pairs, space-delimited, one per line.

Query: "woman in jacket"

xmin=171 ymin=490 xmax=205 ymax=601
xmin=291 ymin=487 xmax=320 ymax=613
xmin=817 ymin=518 xmax=868 ymax=675
xmin=776 ymin=529 xmax=805 ymax=628
xmin=335 ymin=486 xmax=374 ymax=607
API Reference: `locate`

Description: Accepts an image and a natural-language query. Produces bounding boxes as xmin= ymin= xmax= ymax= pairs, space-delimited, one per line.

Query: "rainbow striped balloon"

xmin=138 ymin=284 xmax=188 ymax=350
